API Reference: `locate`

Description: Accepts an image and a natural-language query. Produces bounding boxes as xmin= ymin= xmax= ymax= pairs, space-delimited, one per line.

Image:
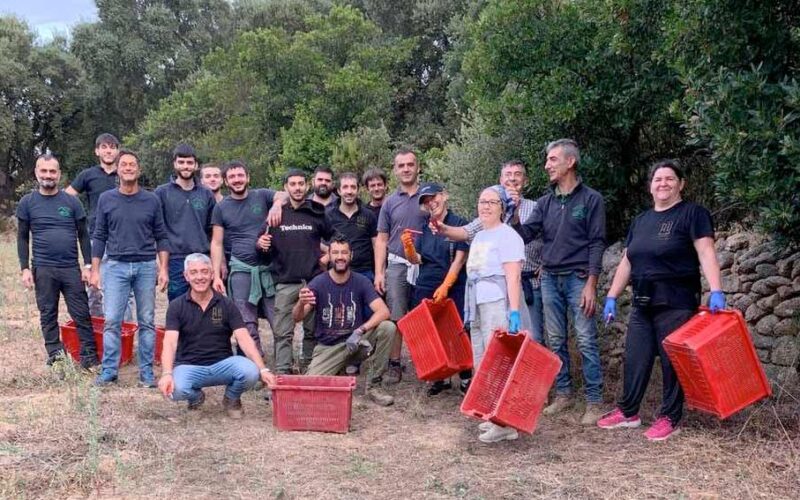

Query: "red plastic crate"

xmin=461 ymin=329 xmax=561 ymax=434
xmin=271 ymin=375 xmax=357 ymax=433
xmin=154 ymin=326 xmax=165 ymax=366
xmin=59 ymin=316 xmax=136 ymax=366
xmin=663 ymin=307 xmax=772 ymax=419
xmin=397 ymin=298 xmax=473 ymax=381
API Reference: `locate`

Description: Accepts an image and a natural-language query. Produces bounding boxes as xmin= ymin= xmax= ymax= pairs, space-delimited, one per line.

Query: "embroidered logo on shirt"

xmin=571 ymin=204 xmax=587 ymax=220
xmin=211 ymin=306 xmax=223 ymax=325
xmin=190 ymin=197 xmax=207 ymax=210
xmin=57 ymin=206 xmax=73 ymax=218
xmin=657 ymin=221 xmax=674 ymax=240
xmin=250 ymin=203 xmax=264 ymax=215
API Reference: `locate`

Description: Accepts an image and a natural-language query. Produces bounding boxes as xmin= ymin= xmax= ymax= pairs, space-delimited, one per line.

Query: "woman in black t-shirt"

xmin=597 ymin=160 xmax=725 ymax=441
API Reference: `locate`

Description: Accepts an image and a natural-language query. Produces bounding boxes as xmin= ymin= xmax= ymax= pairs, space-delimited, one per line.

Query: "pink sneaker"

xmin=644 ymin=417 xmax=680 ymax=441
xmin=597 ymin=408 xmax=641 ymax=429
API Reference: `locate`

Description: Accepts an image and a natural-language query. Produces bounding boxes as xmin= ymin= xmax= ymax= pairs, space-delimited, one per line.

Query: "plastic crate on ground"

xmin=663 ymin=307 xmax=772 ymax=419
xmin=461 ymin=329 xmax=561 ymax=434
xmin=60 ymin=316 xmax=136 ymax=366
xmin=271 ymin=375 xmax=357 ymax=433
xmin=154 ymin=325 xmax=165 ymax=365
xmin=397 ymin=298 xmax=473 ymax=381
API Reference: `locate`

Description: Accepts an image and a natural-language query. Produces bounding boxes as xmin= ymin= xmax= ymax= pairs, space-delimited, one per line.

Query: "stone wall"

xmin=598 ymin=230 xmax=800 ymax=385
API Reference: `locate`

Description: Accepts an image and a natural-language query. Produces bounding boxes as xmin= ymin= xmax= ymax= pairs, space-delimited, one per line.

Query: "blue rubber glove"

xmin=508 ymin=310 xmax=521 ymax=334
xmin=709 ymin=290 xmax=726 ymax=313
xmin=603 ymin=297 xmax=617 ymax=324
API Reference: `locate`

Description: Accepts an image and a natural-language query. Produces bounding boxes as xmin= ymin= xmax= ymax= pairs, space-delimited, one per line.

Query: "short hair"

xmin=329 ymin=233 xmax=351 ymax=249
xmin=35 ymin=153 xmax=60 ymax=168
xmin=362 ymin=168 xmax=387 ymax=186
xmin=312 ymin=165 xmax=333 ymax=178
xmin=482 ymin=186 xmax=507 ymax=212
xmin=95 ymin=133 xmax=120 ymax=148
xmin=183 ymin=253 xmax=212 ymax=271
xmin=546 ymin=139 xmax=580 ymax=167
xmin=392 ymin=146 xmax=418 ymax=165
xmin=172 ymin=143 xmax=197 ymax=161
xmin=500 ymin=159 xmax=528 ymax=176
xmin=200 ymin=163 xmax=221 ymax=174
xmin=284 ymin=168 xmax=306 ymax=184
xmin=116 ymin=149 xmax=140 ymax=165
xmin=222 ymin=160 xmax=248 ymax=178
xmin=338 ymin=172 xmax=360 ymax=187
xmin=648 ymin=159 xmax=686 ymax=182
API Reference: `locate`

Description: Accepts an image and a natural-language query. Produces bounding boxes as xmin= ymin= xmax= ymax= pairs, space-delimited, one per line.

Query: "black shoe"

xmin=187 ymin=390 xmax=206 ymax=410
xmin=460 ymin=378 xmax=471 ymax=395
xmin=427 ymin=380 xmax=452 ymax=397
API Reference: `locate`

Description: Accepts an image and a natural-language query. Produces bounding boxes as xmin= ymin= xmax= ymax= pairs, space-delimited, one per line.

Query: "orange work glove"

xmin=401 ymin=229 xmax=419 ymax=263
xmin=432 ymin=271 xmax=458 ymax=303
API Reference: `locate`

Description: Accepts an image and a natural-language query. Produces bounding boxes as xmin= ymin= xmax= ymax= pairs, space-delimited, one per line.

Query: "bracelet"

xmin=260 ymin=368 xmax=271 ymax=373
xmin=161 ymin=372 xmax=172 ymax=376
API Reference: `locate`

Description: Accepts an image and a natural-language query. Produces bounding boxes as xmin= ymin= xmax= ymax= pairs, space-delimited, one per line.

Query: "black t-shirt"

xmin=155 ymin=180 xmax=216 ymax=258
xmin=308 ymin=272 xmax=380 ymax=346
xmin=69 ymin=165 xmax=119 ymax=232
xmin=325 ymin=201 xmax=378 ymax=273
xmin=16 ymin=190 xmax=86 ymax=268
xmin=211 ymin=189 xmax=275 ymax=266
xmin=268 ymin=200 xmax=332 ymax=284
xmin=165 ymin=291 xmax=244 ymax=366
xmin=625 ymin=201 xmax=714 ymax=308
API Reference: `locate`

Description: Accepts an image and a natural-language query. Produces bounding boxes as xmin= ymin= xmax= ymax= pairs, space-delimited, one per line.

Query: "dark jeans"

xmin=619 ymin=306 xmax=694 ymax=425
xmin=33 ymin=266 xmax=97 ymax=364
xmin=167 ymin=256 xmax=190 ymax=302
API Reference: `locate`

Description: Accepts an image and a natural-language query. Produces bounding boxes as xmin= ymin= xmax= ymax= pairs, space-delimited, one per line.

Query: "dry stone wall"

xmin=598 ymin=230 xmax=799 ymax=385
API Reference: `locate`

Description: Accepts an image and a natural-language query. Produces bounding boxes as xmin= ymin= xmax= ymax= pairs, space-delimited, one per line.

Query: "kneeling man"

xmin=159 ymin=253 xmax=275 ymax=418
xmin=293 ymin=234 xmax=396 ymax=406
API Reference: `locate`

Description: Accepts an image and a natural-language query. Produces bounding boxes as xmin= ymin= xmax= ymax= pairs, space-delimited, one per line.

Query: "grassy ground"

xmin=1 ymin=236 xmax=799 ymax=499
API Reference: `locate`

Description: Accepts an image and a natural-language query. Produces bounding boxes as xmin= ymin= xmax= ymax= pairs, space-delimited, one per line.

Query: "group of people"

xmin=17 ymin=134 xmax=726 ymax=443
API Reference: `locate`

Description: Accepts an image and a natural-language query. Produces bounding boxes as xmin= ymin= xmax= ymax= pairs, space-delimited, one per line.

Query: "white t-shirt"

xmin=466 ymin=224 xmax=525 ymax=304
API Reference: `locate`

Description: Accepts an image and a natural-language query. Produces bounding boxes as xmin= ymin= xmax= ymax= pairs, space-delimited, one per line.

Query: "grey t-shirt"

xmin=211 ymin=189 xmax=275 ymax=266
xmin=16 ymin=190 xmax=86 ymax=268
xmin=466 ymin=224 xmax=525 ymax=304
xmin=155 ymin=180 xmax=216 ymax=258
xmin=376 ymin=187 xmax=427 ymax=257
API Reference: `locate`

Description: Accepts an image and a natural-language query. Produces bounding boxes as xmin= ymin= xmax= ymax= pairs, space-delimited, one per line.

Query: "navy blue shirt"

xmin=415 ymin=210 xmax=469 ymax=290
xmin=16 ymin=190 xmax=87 ymax=268
xmin=211 ymin=189 xmax=276 ymax=266
xmin=308 ymin=271 xmax=380 ymax=346
xmin=69 ymin=165 xmax=119 ymax=233
xmin=92 ymin=189 xmax=169 ymax=261
xmin=155 ymin=179 xmax=216 ymax=258
xmin=325 ymin=201 xmax=377 ymax=273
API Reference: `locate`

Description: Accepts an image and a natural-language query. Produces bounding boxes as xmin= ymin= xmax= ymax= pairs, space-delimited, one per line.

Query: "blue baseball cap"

xmin=418 ymin=182 xmax=444 ymax=204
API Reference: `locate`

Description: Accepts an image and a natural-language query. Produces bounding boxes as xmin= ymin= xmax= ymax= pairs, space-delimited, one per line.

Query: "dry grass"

xmin=1 ymin=235 xmax=799 ymax=499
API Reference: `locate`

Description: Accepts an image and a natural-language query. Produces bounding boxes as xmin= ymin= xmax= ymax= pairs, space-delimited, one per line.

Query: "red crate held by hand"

xmin=60 ymin=316 xmax=136 ymax=366
xmin=663 ymin=307 xmax=772 ymax=419
xmin=397 ymin=298 xmax=473 ymax=381
xmin=461 ymin=329 xmax=561 ymax=434
xmin=271 ymin=375 xmax=357 ymax=433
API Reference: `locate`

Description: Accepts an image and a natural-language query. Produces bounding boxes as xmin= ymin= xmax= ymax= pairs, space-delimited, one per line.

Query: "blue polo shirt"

xmin=415 ymin=210 xmax=469 ymax=290
xmin=377 ymin=186 xmax=427 ymax=257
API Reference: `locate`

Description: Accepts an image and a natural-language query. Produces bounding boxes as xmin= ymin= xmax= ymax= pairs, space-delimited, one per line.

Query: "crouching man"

xmin=158 ymin=253 xmax=276 ymax=418
xmin=293 ymin=234 xmax=396 ymax=406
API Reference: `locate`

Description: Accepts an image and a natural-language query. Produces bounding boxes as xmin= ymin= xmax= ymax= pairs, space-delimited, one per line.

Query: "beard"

xmin=38 ymin=179 xmax=57 ymax=190
xmin=314 ymin=185 xmax=331 ymax=198
xmin=176 ymin=170 xmax=195 ymax=180
xmin=229 ymin=184 xmax=247 ymax=195
xmin=331 ymin=260 xmax=350 ymax=274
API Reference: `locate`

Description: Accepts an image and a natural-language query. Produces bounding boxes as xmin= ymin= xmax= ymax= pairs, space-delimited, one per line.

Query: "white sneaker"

xmin=478 ymin=421 xmax=493 ymax=432
xmin=478 ymin=423 xmax=519 ymax=443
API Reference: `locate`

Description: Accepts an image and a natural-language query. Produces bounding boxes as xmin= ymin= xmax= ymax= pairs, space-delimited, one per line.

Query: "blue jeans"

xmin=541 ymin=271 xmax=603 ymax=403
xmin=171 ymin=356 xmax=259 ymax=402
xmin=526 ymin=285 xmax=544 ymax=344
xmin=101 ymin=259 xmax=157 ymax=381
xmin=167 ymin=256 xmax=190 ymax=302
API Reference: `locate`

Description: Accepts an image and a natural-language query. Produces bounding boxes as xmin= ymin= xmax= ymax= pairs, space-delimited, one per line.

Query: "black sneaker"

xmin=427 ymin=380 xmax=452 ymax=396
xmin=187 ymin=390 xmax=206 ymax=410
xmin=460 ymin=378 xmax=471 ymax=395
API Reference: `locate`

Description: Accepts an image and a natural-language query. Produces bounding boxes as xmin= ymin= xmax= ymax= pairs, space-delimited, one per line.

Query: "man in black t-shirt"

xmin=292 ymin=235 xmax=396 ymax=406
xmin=325 ymin=172 xmax=378 ymax=281
xmin=159 ymin=254 xmax=276 ymax=418
xmin=16 ymin=154 xmax=98 ymax=369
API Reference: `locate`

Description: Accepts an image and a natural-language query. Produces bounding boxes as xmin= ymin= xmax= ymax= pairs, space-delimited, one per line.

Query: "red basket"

xmin=154 ymin=326 xmax=165 ymax=366
xmin=663 ymin=307 xmax=772 ymax=419
xmin=60 ymin=316 xmax=136 ymax=366
xmin=271 ymin=375 xmax=357 ymax=433
xmin=461 ymin=329 xmax=561 ymax=434
xmin=397 ymin=298 xmax=473 ymax=381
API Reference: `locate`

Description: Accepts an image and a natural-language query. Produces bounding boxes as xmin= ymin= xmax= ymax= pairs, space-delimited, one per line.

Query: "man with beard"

xmin=91 ymin=150 xmax=170 ymax=387
xmin=159 ymin=253 xmax=276 ymax=419
xmin=362 ymin=168 xmax=388 ymax=218
xmin=258 ymin=169 xmax=331 ymax=374
xmin=325 ymin=173 xmax=378 ymax=282
xmin=200 ymin=163 xmax=224 ymax=203
xmin=66 ymin=133 xmax=125 ymax=317
xmin=156 ymin=144 xmax=217 ymax=302
xmin=293 ymin=235 xmax=396 ymax=406
xmin=210 ymin=161 xmax=285 ymax=358
xmin=308 ymin=165 xmax=337 ymax=207
xmin=17 ymin=154 xmax=99 ymax=370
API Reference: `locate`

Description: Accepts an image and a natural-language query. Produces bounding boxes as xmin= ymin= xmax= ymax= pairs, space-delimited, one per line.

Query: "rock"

xmin=757 ymin=349 xmax=771 ymax=363
xmin=763 ymin=364 xmax=798 ymax=386
xmin=774 ymin=297 xmax=800 ymax=318
xmin=793 ymin=260 xmax=800 ymax=280
xmin=751 ymin=276 xmax=792 ymax=295
xmin=602 ymin=242 xmax=623 ymax=272
xmin=755 ymin=315 xmax=780 ymax=336
xmin=745 ymin=303 xmax=767 ymax=322
xmin=756 ymin=295 xmax=780 ymax=312
xmin=717 ymin=251 xmax=735 ymax=270
xmin=773 ymin=318 xmax=798 ymax=337
xmin=771 ymin=337 xmax=800 ymax=366
xmin=720 ymin=274 xmax=737 ymax=294
xmin=777 ymin=254 xmax=800 ymax=277
xmin=738 ymin=273 xmax=759 ymax=284
xmin=732 ymin=294 xmax=754 ymax=312
xmin=741 ymin=282 xmax=753 ymax=293
xmin=751 ymin=332 xmax=775 ymax=349
xmin=755 ymin=263 xmax=779 ymax=279
xmin=777 ymin=285 xmax=798 ymax=300
xmin=725 ymin=233 xmax=750 ymax=252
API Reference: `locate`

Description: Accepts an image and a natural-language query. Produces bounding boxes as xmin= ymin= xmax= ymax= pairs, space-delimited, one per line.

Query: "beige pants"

xmin=307 ymin=320 xmax=397 ymax=384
